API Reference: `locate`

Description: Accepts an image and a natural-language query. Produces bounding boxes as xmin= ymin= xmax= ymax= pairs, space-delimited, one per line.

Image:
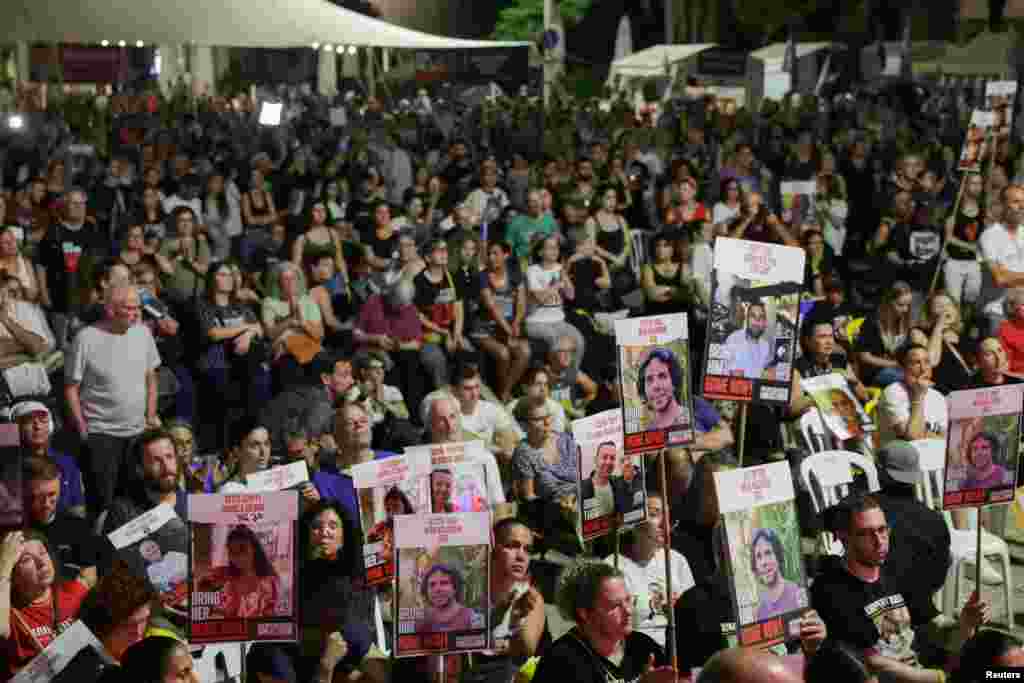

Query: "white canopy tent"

xmin=4 ymin=0 xmax=526 ymax=96
xmin=748 ymin=41 xmax=840 ymax=103
xmin=2 ymin=0 xmax=526 ymax=49
xmin=608 ymin=43 xmax=717 ymax=86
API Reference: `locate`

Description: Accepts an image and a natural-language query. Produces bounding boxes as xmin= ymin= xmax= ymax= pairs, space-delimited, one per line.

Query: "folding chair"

xmin=799 ymin=450 xmax=881 ymax=558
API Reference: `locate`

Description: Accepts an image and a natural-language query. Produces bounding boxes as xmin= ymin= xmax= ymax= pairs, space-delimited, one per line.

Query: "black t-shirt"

xmin=855 ymin=318 xmax=908 ymax=386
xmin=810 ymin=557 xmax=934 ymax=666
xmin=569 ymin=257 xmax=603 ymax=310
xmin=37 ymin=223 xmax=108 ymax=313
xmin=364 ymin=231 xmax=399 ymax=263
xmin=888 ymin=222 xmax=941 ymax=264
xmin=532 ymin=629 xmax=666 ymax=683
xmin=33 ymin=514 xmax=103 ymax=580
xmin=794 ymin=353 xmax=848 ymax=379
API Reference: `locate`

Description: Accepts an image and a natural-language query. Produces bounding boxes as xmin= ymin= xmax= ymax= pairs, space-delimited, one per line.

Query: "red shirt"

xmin=3 ymin=580 xmax=89 ymax=680
xmin=999 ymin=318 xmax=1024 ymax=375
xmin=356 ymin=294 xmax=423 ymax=349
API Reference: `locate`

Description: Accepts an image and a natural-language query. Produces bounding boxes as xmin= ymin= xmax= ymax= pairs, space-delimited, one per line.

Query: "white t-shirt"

xmin=460 ymin=400 xmax=524 ymax=445
xmin=526 ymin=264 xmax=566 ymax=324
xmin=979 ymin=222 xmax=1024 ymax=316
xmin=606 ymin=548 xmax=695 ymax=647
xmin=712 ymin=202 xmax=740 ymax=227
xmin=878 ymin=382 xmax=948 ymax=447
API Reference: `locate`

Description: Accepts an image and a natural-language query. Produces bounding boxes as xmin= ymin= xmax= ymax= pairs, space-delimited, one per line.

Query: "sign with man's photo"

xmin=393 ymin=511 xmax=491 ymax=657
xmin=702 ymin=238 xmax=804 ymax=405
xmin=614 ymin=313 xmax=694 ymax=455
xmin=573 ymin=410 xmax=646 ymax=540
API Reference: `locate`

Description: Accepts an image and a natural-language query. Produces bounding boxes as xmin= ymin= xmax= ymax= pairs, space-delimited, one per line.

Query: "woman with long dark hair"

xmin=298 ymin=501 xmax=377 ymax=681
xmin=199 ymin=525 xmax=280 ymax=619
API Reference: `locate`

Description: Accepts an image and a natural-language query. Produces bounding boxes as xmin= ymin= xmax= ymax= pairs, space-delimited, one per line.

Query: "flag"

xmin=782 ymin=22 xmax=797 ymax=74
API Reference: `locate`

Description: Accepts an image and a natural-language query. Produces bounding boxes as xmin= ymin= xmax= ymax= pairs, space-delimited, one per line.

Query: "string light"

xmin=312 ymin=42 xmax=320 ymax=50
xmin=323 ymin=44 xmax=333 ymax=52
xmin=117 ymin=40 xmax=126 ymax=47
xmin=135 ymin=40 xmax=144 ymax=47
xmin=101 ymin=40 xmax=109 ymax=47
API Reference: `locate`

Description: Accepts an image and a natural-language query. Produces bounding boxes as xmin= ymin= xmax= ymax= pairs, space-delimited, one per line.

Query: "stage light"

xmin=101 ymin=40 xmax=109 ymax=47
xmin=323 ymin=44 xmax=333 ymax=52
xmin=348 ymin=45 xmax=357 ymax=55
xmin=336 ymin=45 xmax=344 ymax=53
xmin=258 ymin=102 xmax=283 ymax=126
xmin=136 ymin=40 xmax=144 ymax=47
xmin=7 ymin=115 xmax=25 ymax=131
xmin=118 ymin=40 xmax=126 ymax=47
xmin=312 ymin=42 xmax=320 ymax=50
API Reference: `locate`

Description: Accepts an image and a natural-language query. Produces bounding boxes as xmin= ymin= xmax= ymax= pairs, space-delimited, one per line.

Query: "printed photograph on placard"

xmin=573 ymin=410 xmax=646 ymax=540
xmin=958 ymin=109 xmax=994 ymax=171
xmin=406 ymin=441 xmax=501 ymax=513
xmin=107 ymin=502 xmax=189 ymax=618
xmin=985 ymin=80 xmax=1018 ymax=138
xmin=351 ymin=452 xmax=431 ymax=585
xmin=614 ymin=313 xmax=694 ymax=454
xmin=943 ymin=386 xmax=1024 ymax=509
xmin=702 ymin=238 xmax=804 ymax=405
xmin=10 ymin=620 xmax=115 ymax=683
xmin=394 ymin=512 xmax=491 ymax=657
xmin=715 ymin=462 xmax=810 ymax=649
xmin=188 ymin=491 xmax=299 ymax=644
xmin=800 ymin=373 xmax=874 ymax=442
xmin=780 ymin=181 xmax=816 ymax=227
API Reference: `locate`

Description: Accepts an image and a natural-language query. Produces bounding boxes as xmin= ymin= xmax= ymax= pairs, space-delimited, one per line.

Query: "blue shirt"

xmin=50 ymin=449 xmax=85 ymax=515
xmin=693 ymin=397 xmax=721 ymax=434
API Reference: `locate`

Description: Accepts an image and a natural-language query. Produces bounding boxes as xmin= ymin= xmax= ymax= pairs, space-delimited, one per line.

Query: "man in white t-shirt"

xmin=452 ymin=365 xmax=522 ymax=453
xmin=605 ymin=492 xmax=694 ymax=647
xmin=979 ymin=184 xmax=1024 ymax=336
xmin=428 ymin=396 xmax=508 ymax=510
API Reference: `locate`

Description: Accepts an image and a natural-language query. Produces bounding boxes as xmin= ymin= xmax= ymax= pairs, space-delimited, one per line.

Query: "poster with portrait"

xmin=985 ymin=80 xmax=1018 ymax=139
xmin=614 ymin=313 xmax=694 ymax=456
xmin=0 ymin=422 xmax=23 ymax=530
xmin=108 ymin=502 xmax=189 ymax=617
xmin=715 ymin=461 xmax=810 ymax=648
xmin=188 ymin=491 xmax=299 ymax=644
xmin=393 ymin=511 xmax=491 ymax=657
xmin=407 ymin=441 xmax=496 ymax=513
xmin=702 ymin=238 xmax=804 ymax=405
xmin=351 ymin=451 xmax=432 ymax=585
xmin=943 ymin=385 xmax=1023 ymax=509
xmin=10 ymin=620 xmax=115 ymax=683
xmin=779 ymin=181 xmax=817 ymax=227
xmin=800 ymin=373 xmax=874 ymax=441
xmin=958 ymin=109 xmax=994 ymax=172
xmin=245 ymin=461 xmax=310 ymax=492
xmin=573 ymin=410 xmax=646 ymax=540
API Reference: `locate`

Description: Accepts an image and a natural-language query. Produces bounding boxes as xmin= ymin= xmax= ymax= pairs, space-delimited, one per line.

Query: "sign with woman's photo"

xmin=351 ymin=451 xmax=431 ymax=585
xmin=702 ymin=238 xmax=804 ymax=405
xmin=393 ymin=511 xmax=491 ymax=657
xmin=958 ymin=109 xmax=995 ymax=172
xmin=800 ymin=373 xmax=874 ymax=441
xmin=943 ymin=386 xmax=1024 ymax=509
xmin=107 ymin=502 xmax=188 ymax=617
xmin=573 ymin=410 xmax=646 ymax=540
xmin=188 ymin=491 xmax=299 ymax=644
xmin=614 ymin=313 xmax=694 ymax=455
xmin=715 ymin=461 xmax=810 ymax=649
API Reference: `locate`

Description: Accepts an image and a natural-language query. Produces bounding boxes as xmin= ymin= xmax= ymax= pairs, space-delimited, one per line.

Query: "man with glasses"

xmin=811 ymin=493 xmax=976 ymax=683
xmin=532 ymin=563 xmax=676 ymax=683
xmin=66 ymin=284 xmax=161 ymax=521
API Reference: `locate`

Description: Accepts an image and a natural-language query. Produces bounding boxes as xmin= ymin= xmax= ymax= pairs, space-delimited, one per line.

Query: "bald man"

xmin=67 ymin=283 xmax=162 ymax=521
xmin=697 ymin=647 xmax=803 ymax=683
xmin=428 ymin=396 xmax=509 ymax=511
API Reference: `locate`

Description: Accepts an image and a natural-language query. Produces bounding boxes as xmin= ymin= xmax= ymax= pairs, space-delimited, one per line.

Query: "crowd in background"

xmin=1 ymin=75 xmax=1024 ymax=683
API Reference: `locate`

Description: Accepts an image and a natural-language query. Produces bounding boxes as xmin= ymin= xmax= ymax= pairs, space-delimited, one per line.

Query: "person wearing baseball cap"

xmin=12 ymin=400 xmax=85 ymax=519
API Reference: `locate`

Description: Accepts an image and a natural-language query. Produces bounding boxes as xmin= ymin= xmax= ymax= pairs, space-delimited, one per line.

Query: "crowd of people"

xmin=1 ymin=74 xmax=1024 ymax=683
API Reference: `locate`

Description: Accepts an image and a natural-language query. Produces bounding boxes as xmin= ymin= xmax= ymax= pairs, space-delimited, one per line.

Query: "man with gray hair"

xmin=66 ymin=284 xmax=161 ymax=521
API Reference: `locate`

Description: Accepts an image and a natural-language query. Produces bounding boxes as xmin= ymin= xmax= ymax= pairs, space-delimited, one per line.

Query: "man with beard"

xmin=811 ymin=493 xmax=986 ymax=683
xmin=638 ymin=348 xmax=687 ymax=431
xmin=580 ymin=441 xmax=630 ymax=518
xmin=102 ymin=429 xmax=187 ymax=534
xmin=721 ymin=300 xmax=774 ymax=379
xmin=980 ymin=184 xmax=1024 ymax=336
xmin=417 ymin=564 xmax=478 ymax=633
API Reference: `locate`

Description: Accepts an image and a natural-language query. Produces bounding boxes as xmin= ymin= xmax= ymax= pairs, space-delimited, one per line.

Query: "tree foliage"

xmin=491 ymin=0 xmax=593 ymax=42
xmin=732 ymin=0 xmax=827 ymax=43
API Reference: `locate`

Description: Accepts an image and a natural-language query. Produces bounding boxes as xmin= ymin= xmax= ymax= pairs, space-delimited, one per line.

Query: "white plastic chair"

xmin=799 ymin=450 xmax=881 ymax=557
xmin=798 ymin=410 xmax=831 ymax=454
xmin=906 ymin=439 xmax=1014 ymax=628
